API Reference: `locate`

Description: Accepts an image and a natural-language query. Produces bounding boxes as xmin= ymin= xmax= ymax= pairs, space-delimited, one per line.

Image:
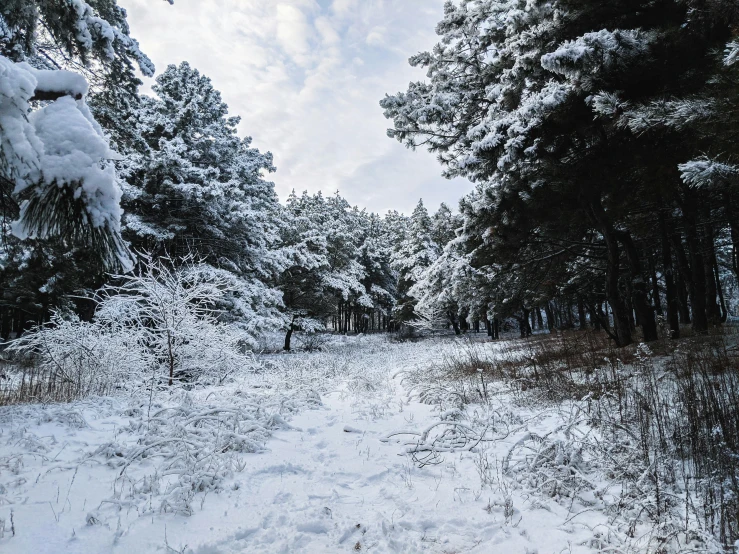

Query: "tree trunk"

xmin=648 ymin=251 xmax=663 ymax=317
xmin=675 ymin=269 xmax=691 ymax=325
xmin=577 ymin=296 xmax=587 ymax=331
xmin=702 ymin=218 xmax=721 ymax=326
xmin=447 ymin=311 xmax=461 ymax=335
xmin=284 ymin=319 xmax=296 ymax=351
xmin=714 ymin=257 xmax=728 ymax=323
xmin=566 ymin=299 xmax=574 ymax=329
xmin=520 ymin=307 xmax=532 ymax=338
xmin=679 ymin=198 xmax=709 ymax=332
xmin=659 ymin=211 xmax=680 ymax=338
xmin=605 ymin=238 xmax=632 ymax=347
xmin=590 ymin=200 xmax=632 ymax=346
xmin=544 ymin=303 xmax=555 ymax=332
xmin=587 ymin=300 xmax=602 ymax=331
xmin=617 ymin=230 xmax=658 ymax=342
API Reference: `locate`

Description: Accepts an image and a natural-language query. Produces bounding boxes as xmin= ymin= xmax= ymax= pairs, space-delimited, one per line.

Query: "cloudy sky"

xmin=122 ymin=0 xmax=472 ymax=215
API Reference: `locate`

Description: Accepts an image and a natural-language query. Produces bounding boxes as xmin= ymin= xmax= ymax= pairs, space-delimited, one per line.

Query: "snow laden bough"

xmin=0 ymin=56 xmax=128 ymax=267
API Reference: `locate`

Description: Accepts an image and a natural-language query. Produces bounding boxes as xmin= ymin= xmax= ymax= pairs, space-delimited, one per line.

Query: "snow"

xmin=541 ymin=29 xmax=654 ymax=85
xmin=0 ymin=55 xmax=124 ymax=239
xmin=0 ymin=335 xmax=621 ymax=554
xmin=726 ymin=40 xmax=739 ymax=66
xmin=18 ymin=63 xmax=89 ymax=98
xmin=0 ymin=56 xmax=43 ymax=185
xmin=678 ymin=156 xmax=739 ymax=189
xmin=19 ymin=96 xmax=122 ymax=233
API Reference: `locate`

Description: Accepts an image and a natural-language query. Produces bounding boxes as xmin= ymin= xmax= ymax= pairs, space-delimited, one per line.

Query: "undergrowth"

xmin=398 ymin=329 xmax=739 ymax=552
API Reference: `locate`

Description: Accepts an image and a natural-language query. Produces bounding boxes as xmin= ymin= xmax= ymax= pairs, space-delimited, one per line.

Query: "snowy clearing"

xmin=0 ymin=334 xmax=630 ymax=554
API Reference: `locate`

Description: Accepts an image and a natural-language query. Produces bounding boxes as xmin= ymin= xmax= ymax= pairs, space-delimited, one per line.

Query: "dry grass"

xmin=413 ymin=326 xmax=739 ymax=550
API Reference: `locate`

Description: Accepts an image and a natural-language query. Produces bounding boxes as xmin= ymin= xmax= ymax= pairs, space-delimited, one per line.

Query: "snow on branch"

xmin=0 ymin=55 xmax=127 ymax=265
xmin=597 ymin=95 xmax=716 ymax=134
xmin=26 ymin=65 xmax=89 ymax=100
xmin=407 ymin=302 xmax=448 ymax=331
xmin=725 ymin=40 xmax=739 ymax=66
xmin=61 ymin=0 xmax=155 ymax=77
xmin=678 ymin=157 xmax=739 ymax=189
xmin=541 ymin=29 xmax=654 ymax=90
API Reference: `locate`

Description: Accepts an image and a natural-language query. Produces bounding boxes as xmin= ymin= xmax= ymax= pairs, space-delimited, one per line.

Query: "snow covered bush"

xmin=3 ymin=312 xmax=149 ymax=404
xmin=105 ymin=391 xmax=296 ymax=517
xmin=1 ymin=254 xmax=258 ymax=404
xmin=95 ymin=253 xmax=257 ymax=387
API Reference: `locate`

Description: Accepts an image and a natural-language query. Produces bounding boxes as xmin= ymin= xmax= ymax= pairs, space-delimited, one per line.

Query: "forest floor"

xmin=0 ymin=334 xmax=664 ymax=553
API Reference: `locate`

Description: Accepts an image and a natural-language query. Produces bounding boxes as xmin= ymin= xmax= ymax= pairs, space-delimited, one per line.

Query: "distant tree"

xmin=392 ymin=200 xmax=440 ymax=326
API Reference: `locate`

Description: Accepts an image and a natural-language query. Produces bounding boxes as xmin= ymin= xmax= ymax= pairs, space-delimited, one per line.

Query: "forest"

xmin=1 ymin=0 xmax=739 ymax=553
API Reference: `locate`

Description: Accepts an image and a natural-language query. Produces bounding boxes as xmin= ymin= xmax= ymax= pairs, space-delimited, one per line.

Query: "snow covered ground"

xmin=0 ymin=335 xmax=619 ymax=553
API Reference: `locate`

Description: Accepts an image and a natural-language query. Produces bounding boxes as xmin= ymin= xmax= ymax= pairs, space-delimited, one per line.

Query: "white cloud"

xmin=121 ymin=0 xmax=473 ymax=215
xmin=365 ymin=26 xmax=386 ymax=46
xmin=330 ymin=0 xmax=358 ymax=19
xmin=275 ymin=3 xmax=315 ymax=63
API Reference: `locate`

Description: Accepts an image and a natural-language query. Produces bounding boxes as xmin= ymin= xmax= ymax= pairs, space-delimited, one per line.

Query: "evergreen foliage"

xmin=383 ymin=0 xmax=739 ymax=346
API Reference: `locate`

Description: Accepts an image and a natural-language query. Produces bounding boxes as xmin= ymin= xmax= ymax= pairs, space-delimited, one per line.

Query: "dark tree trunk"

xmin=617 ymin=230 xmax=658 ymax=342
xmin=659 ymin=211 xmax=680 ymax=338
xmin=605 ymin=237 xmax=632 ymax=347
xmin=577 ymin=296 xmax=587 ymax=331
xmin=448 ymin=311 xmax=461 ymax=335
xmin=675 ymin=269 xmax=691 ymax=325
xmin=702 ymin=219 xmax=721 ymax=326
xmin=284 ymin=319 xmax=296 ymax=351
xmin=679 ymin=199 xmax=709 ymax=332
xmin=16 ymin=311 xmax=25 ymax=339
xmin=648 ymin=251 xmax=663 ymax=317
xmin=1 ymin=309 xmax=11 ymax=341
xmin=544 ymin=303 xmax=555 ymax=332
xmin=587 ymin=300 xmax=602 ymax=331
xmin=590 ymin=200 xmax=632 ymax=346
xmin=714 ymin=257 xmax=728 ymax=323
xmin=566 ymin=299 xmax=574 ymax=329
xmin=520 ymin=308 xmax=532 ymax=338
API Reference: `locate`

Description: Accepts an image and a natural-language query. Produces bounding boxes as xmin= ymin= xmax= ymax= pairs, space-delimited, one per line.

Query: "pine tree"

xmin=392 ymin=200 xmax=440 ymax=325
xmin=383 ymin=0 xmax=739 ymax=345
xmin=0 ymin=1 xmax=161 ymax=333
xmin=119 ymin=62 xmax=285 ymax=336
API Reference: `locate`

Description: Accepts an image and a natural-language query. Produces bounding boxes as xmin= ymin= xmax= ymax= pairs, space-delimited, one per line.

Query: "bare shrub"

xmin=296 ymin=332 xmax=331 ymax=352
xmin=400 ymin=338 xmax=509 ymax=410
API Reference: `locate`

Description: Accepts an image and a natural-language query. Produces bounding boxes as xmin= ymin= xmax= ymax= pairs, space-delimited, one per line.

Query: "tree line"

xmin=1 ymin=0 xmax=472 ymax=350
xmin=382 ymin=0 xmax=739 ymax=346
xmin=5 ymin=0 xmax=738 ymax=350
